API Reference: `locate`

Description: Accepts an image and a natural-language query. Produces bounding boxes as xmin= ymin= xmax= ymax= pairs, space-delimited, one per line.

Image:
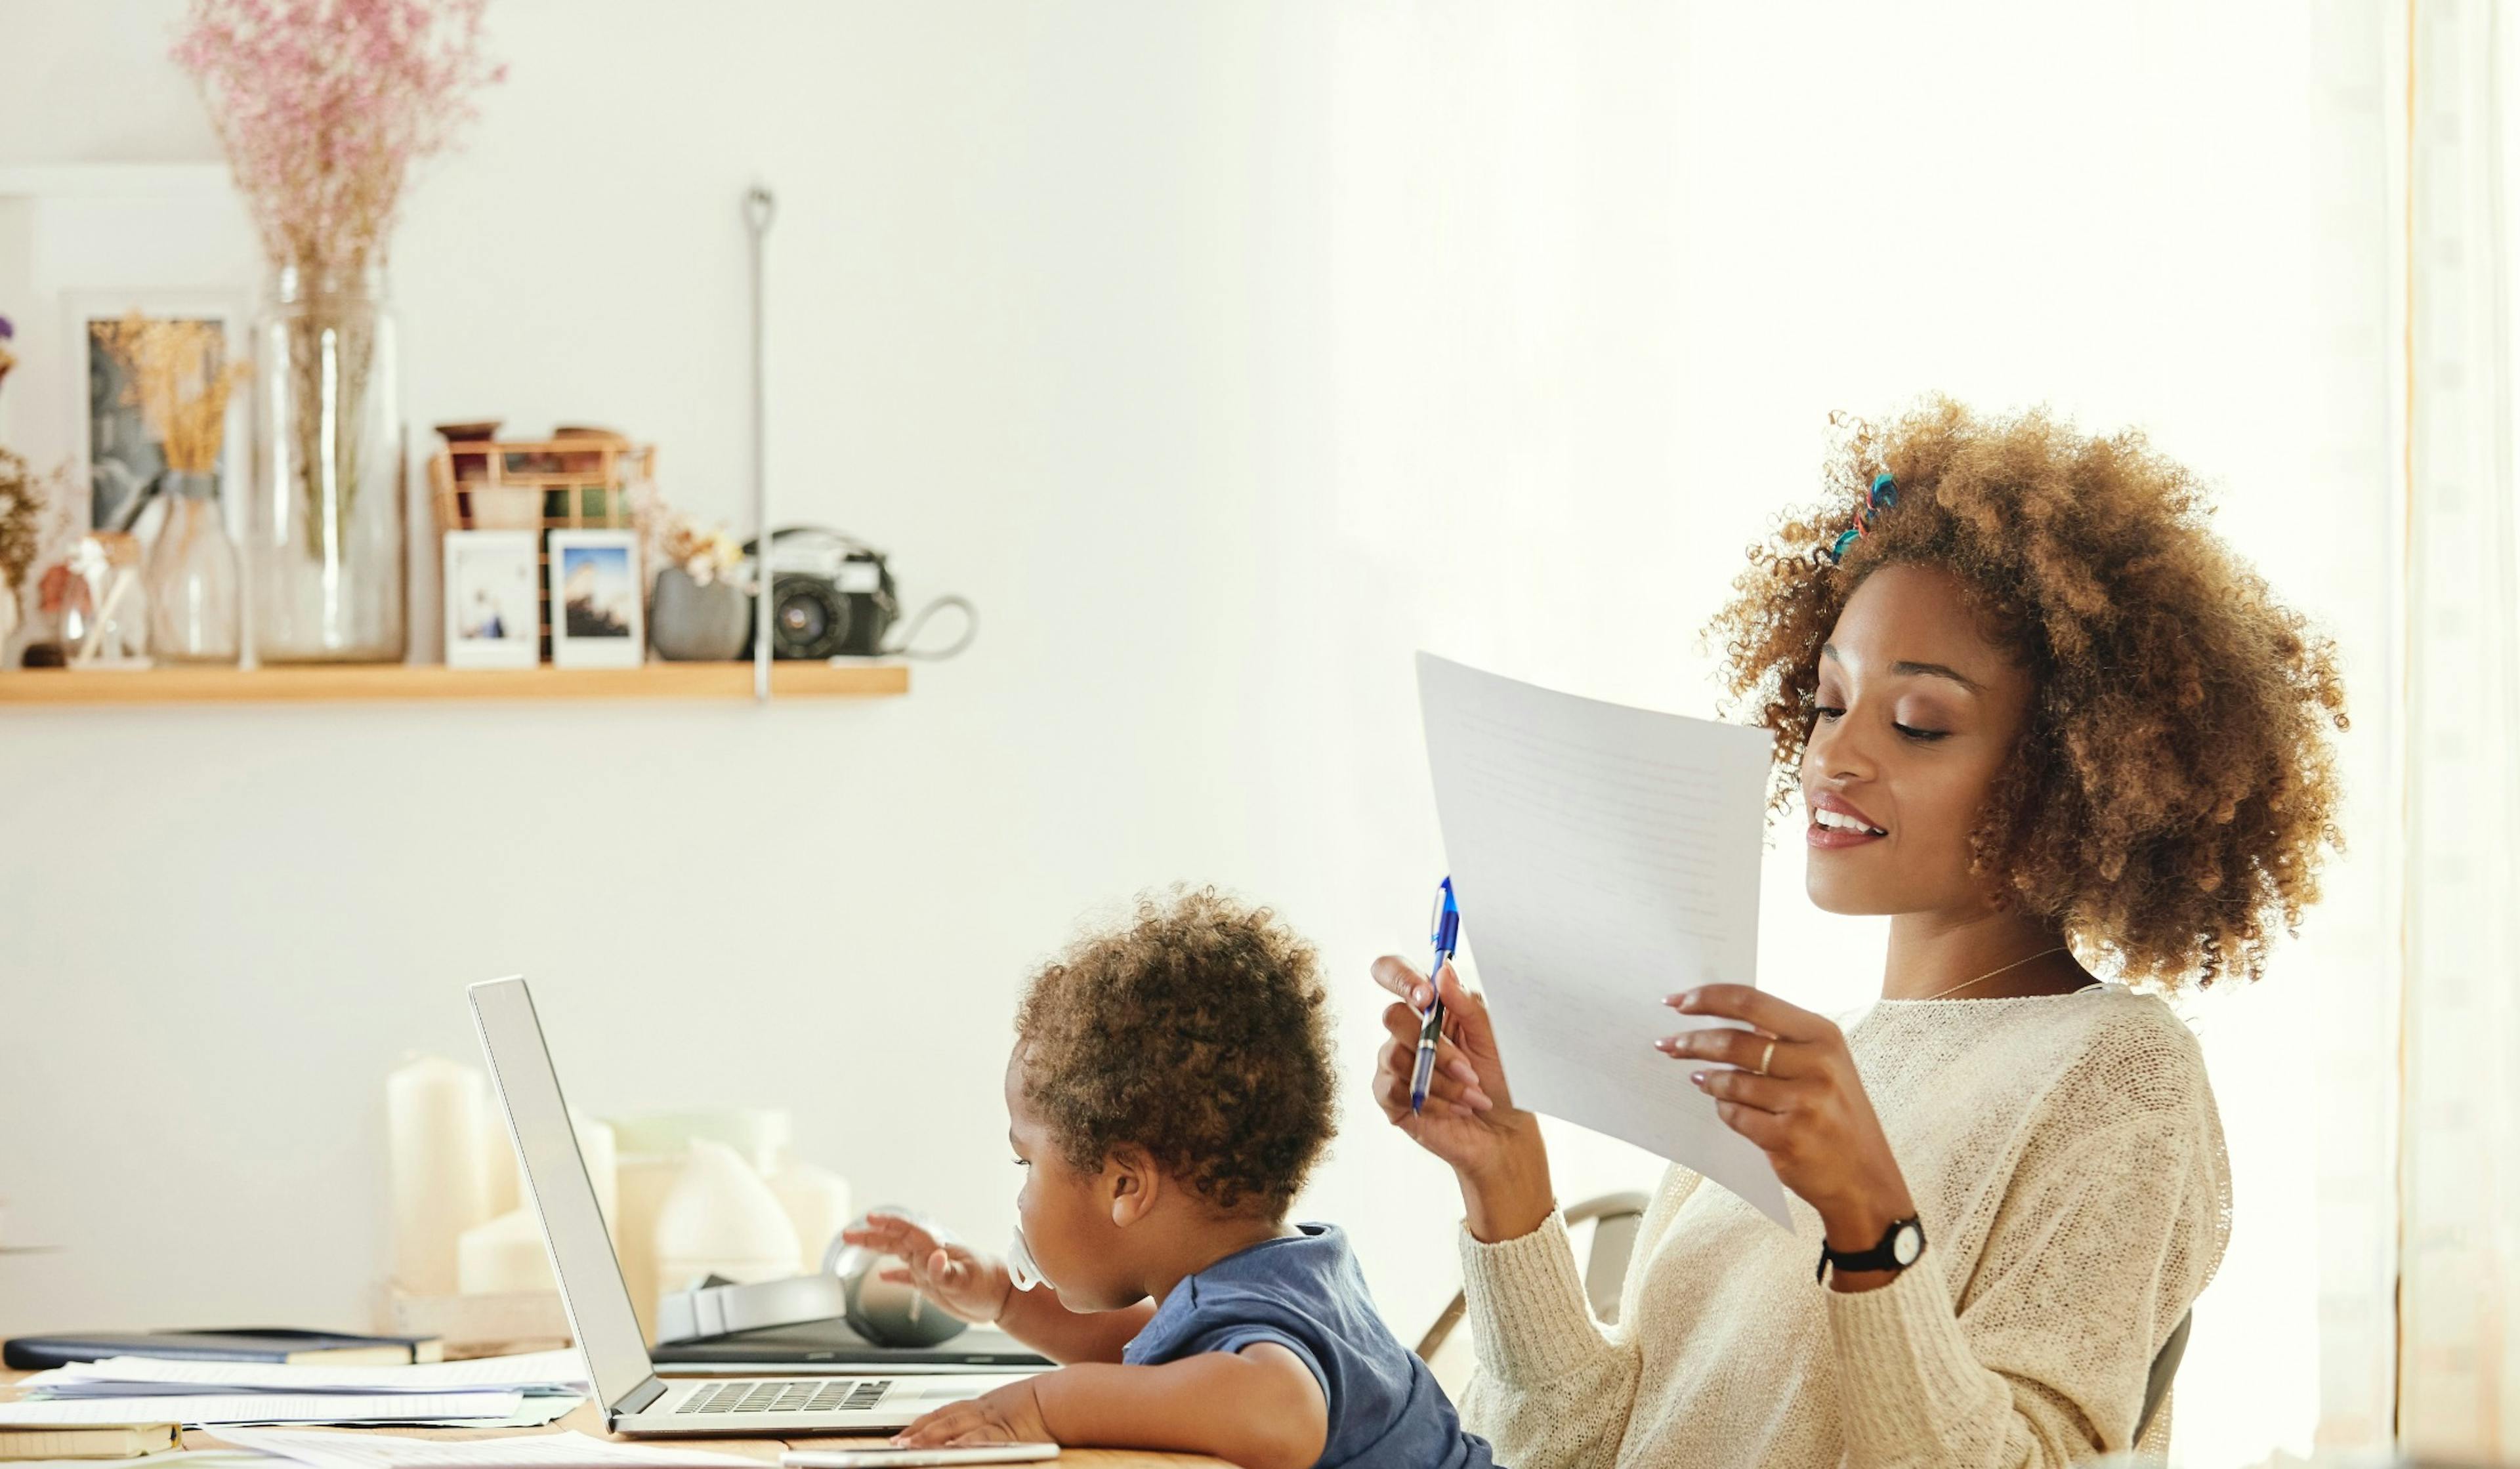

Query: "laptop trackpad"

xmin=889 ymin=1380 xmax=987 ymax=1406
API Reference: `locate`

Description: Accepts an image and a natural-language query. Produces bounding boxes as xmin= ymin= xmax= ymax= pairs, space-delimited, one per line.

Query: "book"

xmin=0 ymin=1422 xmax=180 ymax=1459
xmin=1 ymin=1331 xmax=444 ymax=1371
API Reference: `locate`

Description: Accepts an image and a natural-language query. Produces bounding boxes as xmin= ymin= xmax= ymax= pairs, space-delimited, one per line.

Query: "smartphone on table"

xmin=779 ymin=1447 xmax=1058 ymax=1468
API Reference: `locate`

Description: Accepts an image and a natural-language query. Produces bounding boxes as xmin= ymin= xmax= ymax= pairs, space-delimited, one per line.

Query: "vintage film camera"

xmin=744 ymin=526 xmax=894 ymax=659
xmin=742 ymin=526 xmax=973 ymax=661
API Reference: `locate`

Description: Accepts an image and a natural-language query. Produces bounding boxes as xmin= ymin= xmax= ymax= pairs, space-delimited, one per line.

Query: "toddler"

xmin=845 ymin=887 xmax=1496 ymax=1469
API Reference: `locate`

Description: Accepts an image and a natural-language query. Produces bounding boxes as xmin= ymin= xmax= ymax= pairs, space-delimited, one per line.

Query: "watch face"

xmin=1892 ymin=1222 xmax=1924 ymax=1266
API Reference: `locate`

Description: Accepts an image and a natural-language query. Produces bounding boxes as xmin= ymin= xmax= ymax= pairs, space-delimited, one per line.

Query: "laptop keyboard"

xmin=675 ymin=1379 xmax=892 ymax=1415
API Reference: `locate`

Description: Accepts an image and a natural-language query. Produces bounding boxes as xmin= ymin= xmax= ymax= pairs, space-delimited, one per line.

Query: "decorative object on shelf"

xmin=431 ymin=421 xmax=528 ymax=529
xmin=633 ymin=487 xmax=742 ymax=589
xmin=441 ymin=529 xmax=539 ymax=671
xmin=648 ymin=567 xmax=750 ymax=662
xmin=0 ymin=313 xmax=15 ymax=397
xmin=146 ymin=472 xmax=242 ymax=663
xmin=746 ymin=526 xmax=978 ymax=663
xmin=82 ymin=307 xmax=243 ymax=534
xmin=88 ymin=312 xmax=247 ymax=663
xmin=0 ymin=462 xmax=26 ymax=652
xmin=430 ymin=432 xmax=655 ymax=655
xmin=250 ymin=264 xmax=405 ymax=661
xmin=24 ymin=571 xmax=77 ymax=665
xmin=433 ymin=421 xmax=501 ymax=499
xmin=175 ymin=0 xmax=505 ymax=664
xmin=467 ymin=483 xmax=541 ymax=531
xmin=632 ymin=483 xmax=747 ymax=661
xmin=430 ymin=434 xmax=654 ymax=535
xmin=0 ymin=445 xmax=72 ymax=656
xmin=43 ymin=533 xmax=151 ymax=667
xmin=547 ymin=529 xmax=642 ymax=669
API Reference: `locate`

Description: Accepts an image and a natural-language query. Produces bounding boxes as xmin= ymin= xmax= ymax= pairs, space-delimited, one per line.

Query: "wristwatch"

xmin=1816 ymin=1215 xmax=1926 ymax=1283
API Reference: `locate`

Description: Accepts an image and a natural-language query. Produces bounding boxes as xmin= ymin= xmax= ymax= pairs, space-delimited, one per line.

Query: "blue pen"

xmin=1409 ymin=878 xmax=1462 ymax=1113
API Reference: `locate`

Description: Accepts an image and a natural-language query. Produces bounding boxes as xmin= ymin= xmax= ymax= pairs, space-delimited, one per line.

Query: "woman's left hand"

xmin=1658 ymin=985 xmax=1918 ymax=1289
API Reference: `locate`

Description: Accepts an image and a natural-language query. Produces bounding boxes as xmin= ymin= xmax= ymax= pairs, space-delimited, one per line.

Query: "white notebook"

xmin=0 ymin=1394 xmax=526 ymax=1428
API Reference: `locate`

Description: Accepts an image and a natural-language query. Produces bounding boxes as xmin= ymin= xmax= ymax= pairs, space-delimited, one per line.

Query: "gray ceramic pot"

xmin=649 ymin=566 xmax=749 ymax=661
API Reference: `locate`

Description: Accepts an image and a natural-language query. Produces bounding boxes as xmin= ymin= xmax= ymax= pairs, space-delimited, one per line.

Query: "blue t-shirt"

xmin=1123 ymin=1223 xmax=1497 ymax=1469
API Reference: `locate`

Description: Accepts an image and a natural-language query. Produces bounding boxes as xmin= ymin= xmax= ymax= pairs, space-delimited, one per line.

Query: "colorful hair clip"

xmin=1819 ymin=472 xmax=1898 ymax=566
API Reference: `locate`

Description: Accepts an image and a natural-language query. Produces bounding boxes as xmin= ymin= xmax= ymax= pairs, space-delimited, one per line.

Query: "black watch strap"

xmin=1816 ymin=1215 xmax=1926 ymax=1283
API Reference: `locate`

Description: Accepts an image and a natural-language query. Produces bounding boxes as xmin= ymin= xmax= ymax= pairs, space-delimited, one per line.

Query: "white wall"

xmin=0 ymin=4 xmax=2395 ymax=1464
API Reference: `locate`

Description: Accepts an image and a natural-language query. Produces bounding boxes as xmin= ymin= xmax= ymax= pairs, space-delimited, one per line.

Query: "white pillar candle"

xmin=479 ymin=1100 xmax=520 ymax=1219
xmin=457 ymin=1207 xmax=556 ymax=1294
xmin=611 ymin=1149 xmax=684 ymax=1340
xmin=387 ymin=1054 xmax=494 ymax=1297
xmin=766 ymin=1162 xmax=852 ymax=1273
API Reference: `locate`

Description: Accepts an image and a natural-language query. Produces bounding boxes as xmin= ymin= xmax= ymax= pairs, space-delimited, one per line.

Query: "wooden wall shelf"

xmin=0 ymin=663 xmax=909 ymax=706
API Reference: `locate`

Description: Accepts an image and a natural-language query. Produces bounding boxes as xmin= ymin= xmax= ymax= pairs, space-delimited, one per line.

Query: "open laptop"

xmin=470 ymin=976 xmax=1042 ymax=1434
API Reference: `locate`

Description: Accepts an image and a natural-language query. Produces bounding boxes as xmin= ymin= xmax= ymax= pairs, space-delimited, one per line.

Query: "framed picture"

xmin=547 ymin=529 xmax=644 ymax=669
xmin=63 ymin=292 xmax=250 ymax=534
xmin=442 ymin=530 xmax=539 ymax=671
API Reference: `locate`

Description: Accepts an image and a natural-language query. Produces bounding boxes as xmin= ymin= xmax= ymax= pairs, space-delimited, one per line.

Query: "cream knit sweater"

xmin=1456 ymin=986 xmax=2229 ymax=1469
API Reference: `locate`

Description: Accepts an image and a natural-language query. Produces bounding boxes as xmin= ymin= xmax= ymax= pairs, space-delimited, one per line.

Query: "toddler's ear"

xmin=1106 ymin=1145 xmax=1159 ymax=1228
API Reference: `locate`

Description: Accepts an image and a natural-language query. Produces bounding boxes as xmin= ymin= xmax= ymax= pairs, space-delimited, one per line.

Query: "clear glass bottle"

xmin=252 ymin=262 xmax=405 ymax=662
xmin=146 ymin=470 xmax=241 ymax=663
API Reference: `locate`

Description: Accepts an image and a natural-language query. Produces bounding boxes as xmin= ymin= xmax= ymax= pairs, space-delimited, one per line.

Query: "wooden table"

xmin=0 ymin=1370 xmax=1227 ymax=1468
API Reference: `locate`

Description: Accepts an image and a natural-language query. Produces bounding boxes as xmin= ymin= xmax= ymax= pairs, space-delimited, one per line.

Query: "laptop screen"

xmin=469 ymin=977 xmax=654 ymax=1411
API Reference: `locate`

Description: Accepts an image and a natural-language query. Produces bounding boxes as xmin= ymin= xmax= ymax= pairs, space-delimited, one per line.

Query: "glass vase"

xmin=145 ymin=470 xmax=240 ymax=663
xmin=252 ymin=263 xmax=405 ymax=662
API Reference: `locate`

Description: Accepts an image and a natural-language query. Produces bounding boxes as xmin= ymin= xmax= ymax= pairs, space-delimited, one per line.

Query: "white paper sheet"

xmin=0 ymin=1395 xmax=527 ymax=1427
xmin=403 ymin=1396 xmax=582 ymax=1430
xmin=216 ymin=1429 xmax=766 ymax=1469
xmin=32 ymin=1353 xmax=589 ymax=1396
xmin=1417 ymin=653 xmax=1793 ymax=1226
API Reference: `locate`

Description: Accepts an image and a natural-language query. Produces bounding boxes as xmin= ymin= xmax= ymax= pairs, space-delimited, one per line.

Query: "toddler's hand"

xmin=840 ymin=1210 xmax=1014 ymax=1324
xmin=891 ymin=1376 xmax=1053 ymax=1449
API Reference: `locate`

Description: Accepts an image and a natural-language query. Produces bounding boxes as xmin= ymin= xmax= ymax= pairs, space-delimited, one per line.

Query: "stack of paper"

xmin=0 ymin=1352 xmax=591 ymax=1429
xmin=4 ymin=1453 xmax=272 ymax=1469
xmin=219 ymin=1429 xmax=766 ymax=1469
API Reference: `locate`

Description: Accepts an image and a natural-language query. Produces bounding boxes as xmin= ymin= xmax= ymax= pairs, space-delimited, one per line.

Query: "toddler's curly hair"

xmin=1013 ymin=886 xmax=1337 ymax=1217
xmin=1707 ymin=398 xmax=2347 ymax=987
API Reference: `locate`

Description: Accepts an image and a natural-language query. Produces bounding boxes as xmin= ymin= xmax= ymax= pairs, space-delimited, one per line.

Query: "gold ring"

xmin=1757 ymin=1039 xmax=1777 ymax=1077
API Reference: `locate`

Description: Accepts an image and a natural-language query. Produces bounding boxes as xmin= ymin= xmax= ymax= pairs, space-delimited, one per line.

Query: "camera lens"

xmin=779 ymin=597 xmax=826 ymax=641
xmin=768 ymin=575 xmax=850 ymax=659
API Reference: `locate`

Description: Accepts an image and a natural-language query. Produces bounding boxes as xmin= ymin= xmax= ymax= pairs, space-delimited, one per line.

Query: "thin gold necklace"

xmin=1906 ymin=945 xmax=2072 ymax=1003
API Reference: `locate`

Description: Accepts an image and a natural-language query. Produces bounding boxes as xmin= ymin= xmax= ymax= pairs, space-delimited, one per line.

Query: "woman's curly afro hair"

xmin=1706 ymin=398 xmax=2347 ymax=988
xmin=1013 ymin=886 xmax=1337 ymax=1218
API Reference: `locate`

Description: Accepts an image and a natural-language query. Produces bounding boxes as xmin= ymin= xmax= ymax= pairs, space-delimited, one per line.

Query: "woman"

xmin=1375 ymin=400 xmax=2345 ymax=1467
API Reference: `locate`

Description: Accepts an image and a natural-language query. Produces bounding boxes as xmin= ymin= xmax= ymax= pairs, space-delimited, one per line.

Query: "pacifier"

xmin=1007 ymin=1224 xmax=1049 ymax=1293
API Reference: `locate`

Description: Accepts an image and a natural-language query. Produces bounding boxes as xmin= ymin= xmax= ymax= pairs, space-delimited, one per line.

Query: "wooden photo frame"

xmin=547 ymin=529 xmax=643 ymax=669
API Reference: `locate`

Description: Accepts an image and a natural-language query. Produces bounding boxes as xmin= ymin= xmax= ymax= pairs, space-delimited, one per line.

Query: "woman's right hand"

xmin=840 ymin=1210 xmax=1014 ymax=1324
xmin=1372 ymin=957 xmax=1555 ymax=1242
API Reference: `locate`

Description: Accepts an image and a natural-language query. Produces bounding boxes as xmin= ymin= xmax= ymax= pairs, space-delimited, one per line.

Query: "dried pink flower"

xmin=173 ymin=0 xmax=504 ymax=278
